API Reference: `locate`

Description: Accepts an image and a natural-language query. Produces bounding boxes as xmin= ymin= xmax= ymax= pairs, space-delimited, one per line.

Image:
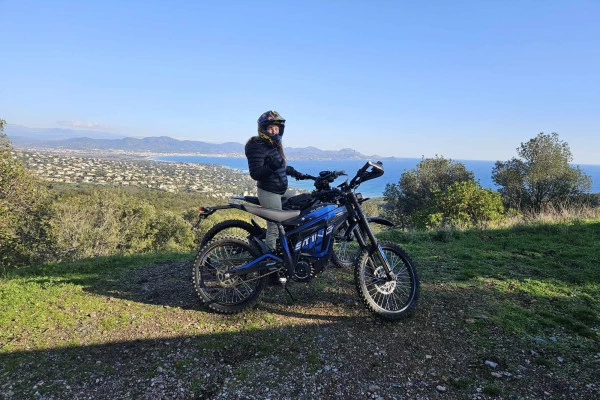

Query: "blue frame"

xmin=228 ymin=204 xmax=348 ymax=276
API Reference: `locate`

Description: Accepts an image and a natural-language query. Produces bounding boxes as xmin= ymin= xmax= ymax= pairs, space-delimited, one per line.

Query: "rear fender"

xmin=193 ymin=204 xmax=236 ymax=230
xmin=366 ymin=216 xmax=394 ymax=227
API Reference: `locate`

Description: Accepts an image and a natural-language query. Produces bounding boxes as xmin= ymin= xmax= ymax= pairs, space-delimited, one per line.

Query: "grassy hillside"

xmin=1 ymin=219 xmax=599 ymax=399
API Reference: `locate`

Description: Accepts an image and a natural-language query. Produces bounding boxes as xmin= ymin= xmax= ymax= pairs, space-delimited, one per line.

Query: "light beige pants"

xmin=257 ymin=187 xmax=283 ymax=250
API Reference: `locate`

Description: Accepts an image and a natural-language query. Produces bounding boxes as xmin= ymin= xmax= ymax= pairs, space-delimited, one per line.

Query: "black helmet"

xmin=257 ymin=110 xmax=285 ymax=136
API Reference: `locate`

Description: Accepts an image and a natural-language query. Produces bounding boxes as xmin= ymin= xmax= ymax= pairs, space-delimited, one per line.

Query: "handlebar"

xmin=348 ymin=161 xmax=384 ymax=189
xmin=308 ymin=170 xmax=346 ymax=191
xmin=311 ymin=187 xmax=343 ymax=202
xmin=298 ymin=161 xmax=383 ymax=193
xmin=298 ymin=170 xmax=345 ymax=182
xmin=298 ymin=174 xmax=317 ymax=181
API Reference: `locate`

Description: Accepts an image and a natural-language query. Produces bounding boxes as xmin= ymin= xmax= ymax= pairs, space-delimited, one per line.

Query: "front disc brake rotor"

xmin=373 ymin=266 xmax=397 ymax=295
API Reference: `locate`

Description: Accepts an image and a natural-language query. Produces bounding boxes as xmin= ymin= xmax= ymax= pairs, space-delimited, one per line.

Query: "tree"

xmin=492 ymin=132 xmax=591 ymax=212
xmin=383 ymin=156 xmax=475 ymax=227
xmin=1 ymin=119 xmax=51 ymax=268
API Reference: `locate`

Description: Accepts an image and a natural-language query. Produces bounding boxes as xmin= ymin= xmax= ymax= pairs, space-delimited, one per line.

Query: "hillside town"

xmin=13 ymin=149 xmax=257 ymax=197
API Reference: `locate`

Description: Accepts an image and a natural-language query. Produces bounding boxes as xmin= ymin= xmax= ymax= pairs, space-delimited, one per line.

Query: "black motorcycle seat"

xmin=241 ymin=205 xmax=301 ymax=223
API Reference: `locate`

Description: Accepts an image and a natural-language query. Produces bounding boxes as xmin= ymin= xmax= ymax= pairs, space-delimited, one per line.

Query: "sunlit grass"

xmin=1 ymin=214 xmax=598 ymax=357
xmin=381 ymin=214 xmax=599 ymax=341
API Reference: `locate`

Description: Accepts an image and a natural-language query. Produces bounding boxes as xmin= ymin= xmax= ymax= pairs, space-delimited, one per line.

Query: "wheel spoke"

xmin=332 ymin=224 xmax=362 ymax=267
xmin=357 ymin=244 xmax=419 ymax=317
xmin=197 ymin=240 xmax=260 ymax=306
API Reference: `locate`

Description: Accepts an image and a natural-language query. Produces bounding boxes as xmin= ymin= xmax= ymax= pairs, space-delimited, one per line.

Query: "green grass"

xmin=3 ymin=219 xmax=599 ymax=347
xmin=0 ymin=251 xmax=194 ymax=351
xmin=1 ymin=217 xmax=599 ymax=398
xmin=483 ymin=384 xmax=502 ymax=396
xmin=380 ymin=218 xmax=600 ymax=339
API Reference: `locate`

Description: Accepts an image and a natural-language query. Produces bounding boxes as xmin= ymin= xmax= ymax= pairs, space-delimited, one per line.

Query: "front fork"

xmin=347 ymin=194 xmax=394 ymax=281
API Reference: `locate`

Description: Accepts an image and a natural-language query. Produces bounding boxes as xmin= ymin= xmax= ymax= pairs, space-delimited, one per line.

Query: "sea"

xmin=154 ymin=156 xmax=600 ymax=198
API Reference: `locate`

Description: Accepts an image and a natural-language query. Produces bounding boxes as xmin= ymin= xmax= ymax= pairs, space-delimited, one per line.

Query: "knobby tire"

xmin=354 ymin=241 xmax=419 ymax=320
xmin=192 ymin=235 xmax=266 ymax=314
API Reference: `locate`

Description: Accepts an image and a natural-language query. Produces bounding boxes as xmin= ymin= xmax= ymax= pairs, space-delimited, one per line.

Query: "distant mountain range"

xmin=5 ymin=124 xmax=378 ymax=160
xmin=5 ymin=124 xmax=128 ymax=141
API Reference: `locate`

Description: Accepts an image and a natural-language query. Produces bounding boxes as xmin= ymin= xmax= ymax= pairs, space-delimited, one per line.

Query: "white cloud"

xmin=57 ymin=120 xmax=105 ymax=130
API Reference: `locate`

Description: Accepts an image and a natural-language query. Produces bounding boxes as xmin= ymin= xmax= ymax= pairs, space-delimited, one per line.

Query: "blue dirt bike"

xmin=194 ymin=169 xmax=394 ymax=268
xmin=192 ymin=161 xmax=419 ymax=320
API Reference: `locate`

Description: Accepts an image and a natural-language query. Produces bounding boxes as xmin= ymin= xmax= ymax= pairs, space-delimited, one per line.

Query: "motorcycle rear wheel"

xmin=192 ymin=235 xmax=266 ymax=314
xmin=199 ymin=219 xmax=264 ymax=249
xmin=331 ymin=222 xmax=362 ymax=268
xmin=354 ymin=241 xmax=419 ymax=320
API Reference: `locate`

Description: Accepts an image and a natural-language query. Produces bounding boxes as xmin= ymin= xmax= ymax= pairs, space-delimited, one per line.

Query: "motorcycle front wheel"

xmin=354 ymin=241 xmax=419 ymax=320
xmin=192 ymin=235 xmax=266 ymax=314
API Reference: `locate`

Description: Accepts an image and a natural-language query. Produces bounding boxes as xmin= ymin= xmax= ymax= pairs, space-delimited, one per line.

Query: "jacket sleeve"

xmin=245 ymin=141 xmax=273 ymax=181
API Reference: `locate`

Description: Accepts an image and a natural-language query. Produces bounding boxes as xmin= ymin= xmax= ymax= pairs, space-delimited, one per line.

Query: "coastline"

xmin=14 ymin=146 xmax=600 ymax=194
xmin=16 ymin=145 xmax=600 ymax=166
xmin=146 ymin=152 xmax=246 ymax=161
xmin=153 ymin=155 xmax=600 ymax=196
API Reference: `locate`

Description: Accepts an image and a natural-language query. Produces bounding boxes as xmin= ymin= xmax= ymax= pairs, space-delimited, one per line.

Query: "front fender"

xmin=366 ymin=216 xmax=394 ymax=227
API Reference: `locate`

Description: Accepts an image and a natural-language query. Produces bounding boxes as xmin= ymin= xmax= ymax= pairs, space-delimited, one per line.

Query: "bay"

xmin=154 ymin=156 xmax=600 ymax=198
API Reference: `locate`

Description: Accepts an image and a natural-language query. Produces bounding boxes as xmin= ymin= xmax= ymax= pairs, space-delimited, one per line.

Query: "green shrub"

xmin=150 ymin=211 xmax=195 ymax=251
xmin=413 ymin=181 xmax=505 ymax=229
xmin=50 ymin=190 xmax=140 ymax=259
xmin=383 ymin=156 xmax=474 ymax=228
xmin=1 ymin=129 xmax=52 ymax=269
xmin=48 ymin=189 xmax=196 ymax=260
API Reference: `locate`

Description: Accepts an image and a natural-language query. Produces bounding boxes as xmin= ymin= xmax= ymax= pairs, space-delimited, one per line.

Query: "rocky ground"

xmin=1 ymin=260 xmax=598 ymax=399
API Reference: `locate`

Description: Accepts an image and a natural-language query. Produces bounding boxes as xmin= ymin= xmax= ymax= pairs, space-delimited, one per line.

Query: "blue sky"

xmin=1 ymin=0 xmax=599 ymax=164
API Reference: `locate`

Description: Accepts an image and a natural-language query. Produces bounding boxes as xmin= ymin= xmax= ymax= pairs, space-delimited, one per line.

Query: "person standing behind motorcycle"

xmin=245 ymin=110 xmax=306 ymax=250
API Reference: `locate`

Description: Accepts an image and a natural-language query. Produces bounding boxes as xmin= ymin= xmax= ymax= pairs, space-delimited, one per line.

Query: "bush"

xmin=150 ymin=211 xmax=195 ymax=252
xmin=413 ymin=181 xmax=505 ymax=229
xmin=1 ymin=129 xmax=52 ymax=269
xmin=383 ymin=156 xmax=475 ymax=228
xmin=48 ymin=189 xmax=196 ymax=260
xmin=0 ymin=123 xmax=231 ymax=266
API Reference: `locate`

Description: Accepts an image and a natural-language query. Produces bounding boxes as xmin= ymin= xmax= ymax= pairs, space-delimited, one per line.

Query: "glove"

xmin=286 ymin=166 xmax=305 ymax=180
xmin=265 ymin=156 xmax=283 ymax=171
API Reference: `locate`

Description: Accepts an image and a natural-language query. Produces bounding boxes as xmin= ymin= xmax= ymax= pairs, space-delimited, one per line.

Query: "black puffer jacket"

xmin=245 ymin=137 xmax=291 ymax=195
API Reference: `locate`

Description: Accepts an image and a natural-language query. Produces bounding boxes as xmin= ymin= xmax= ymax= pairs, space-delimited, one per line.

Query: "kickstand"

xmin=284 ymin=282 xmax=295 ymax=303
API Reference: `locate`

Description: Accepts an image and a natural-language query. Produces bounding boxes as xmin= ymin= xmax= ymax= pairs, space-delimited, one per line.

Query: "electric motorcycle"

xmin=193 ymin=170 xmax=393 ymax=268
xmin=192 ymin=161 xmax=419 ymax=320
